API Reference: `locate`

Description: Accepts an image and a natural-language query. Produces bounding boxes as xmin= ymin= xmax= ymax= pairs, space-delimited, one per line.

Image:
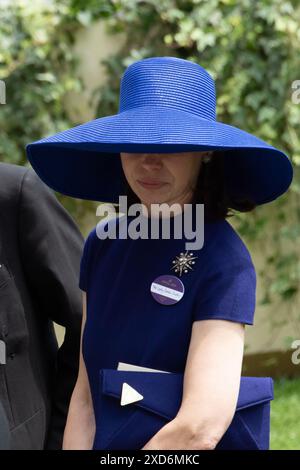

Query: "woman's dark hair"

xmin=191 ymin=150 xmax=257 ymax=222
xmin=120 ymin=151 xmax=257 ymax=222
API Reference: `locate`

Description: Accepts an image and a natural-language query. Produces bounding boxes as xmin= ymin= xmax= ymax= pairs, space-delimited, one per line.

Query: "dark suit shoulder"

xmin=0 ymin=163 xmax=60 ymax=211
xmin=0 ymin=162 xmax=31 ymax=206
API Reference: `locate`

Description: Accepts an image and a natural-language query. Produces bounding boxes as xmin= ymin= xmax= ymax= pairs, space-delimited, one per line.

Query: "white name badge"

xmin=150 ymin=274 xmax=185 ymax=305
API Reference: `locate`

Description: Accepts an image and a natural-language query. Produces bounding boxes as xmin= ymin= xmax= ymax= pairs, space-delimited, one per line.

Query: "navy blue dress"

xmin=79 ymin=209 xmax=256 ymax=449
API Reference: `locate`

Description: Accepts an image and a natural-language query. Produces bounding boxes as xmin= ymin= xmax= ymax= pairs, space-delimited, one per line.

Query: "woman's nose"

xmin=140 ymin=154 xmax=163 ymax=170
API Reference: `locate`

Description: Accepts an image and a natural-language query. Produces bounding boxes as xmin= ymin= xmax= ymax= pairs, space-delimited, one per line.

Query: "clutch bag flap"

xmin=93 ymin=368 xmax=274 ymax=450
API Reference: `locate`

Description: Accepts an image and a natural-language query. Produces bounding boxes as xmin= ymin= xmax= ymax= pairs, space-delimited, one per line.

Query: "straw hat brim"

xmin=26 ymin=105 xmax=293 ymax=204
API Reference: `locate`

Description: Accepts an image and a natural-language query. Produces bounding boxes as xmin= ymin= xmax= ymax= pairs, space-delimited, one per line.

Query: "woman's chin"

xmin=133 ymin=190 xmax=170 ymax=206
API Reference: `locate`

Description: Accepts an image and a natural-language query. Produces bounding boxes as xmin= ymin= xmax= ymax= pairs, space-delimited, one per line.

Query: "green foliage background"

xmin=1 ymin=0 xmax=300 ymax=332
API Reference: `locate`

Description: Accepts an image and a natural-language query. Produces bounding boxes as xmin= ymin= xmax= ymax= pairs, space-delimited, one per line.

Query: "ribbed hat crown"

xmin=119 ymin=57 xmax=216 ymax=121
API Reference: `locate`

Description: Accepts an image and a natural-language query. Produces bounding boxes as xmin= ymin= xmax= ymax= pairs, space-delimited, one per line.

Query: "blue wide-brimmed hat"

xmin=26 ymin=56 xmax=293 ymax=205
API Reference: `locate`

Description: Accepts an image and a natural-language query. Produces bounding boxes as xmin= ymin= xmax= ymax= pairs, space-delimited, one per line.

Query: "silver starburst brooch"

xmin=171 ymin=251 xmax=198 ymax=277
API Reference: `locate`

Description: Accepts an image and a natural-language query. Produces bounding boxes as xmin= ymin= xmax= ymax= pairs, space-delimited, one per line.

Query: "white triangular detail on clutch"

xmin=120 ymin=382 xmax=144 ymax=406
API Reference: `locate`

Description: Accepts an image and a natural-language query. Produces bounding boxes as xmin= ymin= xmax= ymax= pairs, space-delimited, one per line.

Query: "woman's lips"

xmin=137 ymin=180 xmax=167 ymax=189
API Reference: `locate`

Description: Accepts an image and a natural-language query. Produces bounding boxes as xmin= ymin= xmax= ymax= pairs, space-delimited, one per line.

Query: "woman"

xmin=26 ymin=56 xmax=293 ymax=450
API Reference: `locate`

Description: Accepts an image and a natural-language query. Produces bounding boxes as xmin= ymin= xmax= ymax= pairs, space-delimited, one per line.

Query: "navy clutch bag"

xmin=93 ymin=368 xmax=274 ymax=450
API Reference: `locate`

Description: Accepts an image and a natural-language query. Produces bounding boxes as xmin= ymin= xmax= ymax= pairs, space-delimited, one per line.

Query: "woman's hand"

xmin=140 ymin=417 xmax=219 ymax=451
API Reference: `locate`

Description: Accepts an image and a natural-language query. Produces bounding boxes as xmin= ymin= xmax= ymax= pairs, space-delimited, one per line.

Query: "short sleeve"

xmin=78 ymin=216 xmax=115 ymax=291
xmin=79 ymin=229 xmax=94 ymax=292
xmin=192 ymin=252 xmax=257 ymax=326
